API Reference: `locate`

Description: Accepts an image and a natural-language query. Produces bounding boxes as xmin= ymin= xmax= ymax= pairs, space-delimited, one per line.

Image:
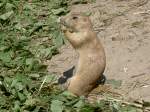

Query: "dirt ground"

xmin=47 ymin=0 xmax=150 ymax=102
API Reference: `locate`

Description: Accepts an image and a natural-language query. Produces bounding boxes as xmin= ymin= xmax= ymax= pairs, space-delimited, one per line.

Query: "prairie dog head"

xmin=60 ymin=13 xmax=93 ymax=33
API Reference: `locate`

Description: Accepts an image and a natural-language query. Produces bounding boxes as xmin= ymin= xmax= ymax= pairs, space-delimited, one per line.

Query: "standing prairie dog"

xmin=60 ymin=13 xmax=106 ymax=96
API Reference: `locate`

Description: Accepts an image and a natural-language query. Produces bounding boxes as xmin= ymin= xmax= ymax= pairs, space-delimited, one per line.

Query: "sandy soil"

xmin=47 ymin=0 xmax=150 ymax=102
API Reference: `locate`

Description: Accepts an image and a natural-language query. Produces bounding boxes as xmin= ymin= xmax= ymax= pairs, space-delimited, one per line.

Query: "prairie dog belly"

xmin=68 ymin=53 xmax=105 ymax=96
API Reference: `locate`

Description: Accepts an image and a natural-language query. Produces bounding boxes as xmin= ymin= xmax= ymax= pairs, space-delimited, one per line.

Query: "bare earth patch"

xmin=47 ymin=0 xmax=150 ymax=103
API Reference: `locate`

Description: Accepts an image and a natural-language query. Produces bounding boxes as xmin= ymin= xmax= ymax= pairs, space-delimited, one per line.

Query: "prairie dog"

xmin=60 ymin=13 xmax=106 ymax=96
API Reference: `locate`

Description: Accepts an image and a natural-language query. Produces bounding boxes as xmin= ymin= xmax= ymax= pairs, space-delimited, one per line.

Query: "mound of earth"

xmin=47 ymin=0 xmax=150 ymax=103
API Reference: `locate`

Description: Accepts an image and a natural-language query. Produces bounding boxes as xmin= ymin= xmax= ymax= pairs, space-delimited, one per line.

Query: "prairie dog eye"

xmin=72 ymin=16 xmax=78 ymax=20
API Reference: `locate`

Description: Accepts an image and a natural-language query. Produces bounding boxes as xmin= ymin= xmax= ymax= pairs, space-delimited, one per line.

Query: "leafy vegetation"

xmin=0 ymin=0 xmax=68 ymax=111
xmin=0 ymin=0 xmax=141 ymax=112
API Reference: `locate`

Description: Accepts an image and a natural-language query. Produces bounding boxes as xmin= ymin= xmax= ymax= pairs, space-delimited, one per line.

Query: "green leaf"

xmin=24 ymin=97 xmax=37 ymax=106
xmin=0 ymin=97 xmax=6 ymax=106
xmin=44 ymin=75 xmax=57 ymax=83
xmin=12 ymin=73 xmax=31 ymax=90
xmin=11 ymin=79 xmax=18 ymax=88
xmin=74 ymin=100 xmax=84 ymax=108
xmin=14 ymin=23 xmax=23 ymax=31
xmin=5 ymin=3 xmax=15 ymax=11
xmin=0 ymin=11 xmax=14 ymax=20
xmin=26 ymin=58 xmax=33 ymax=65
xmin=38 ymin=47 xmax=52 ymax=59
xmin=28 ymin=73 xmax=40 ymax=79
xmin=15 ymin=82 xmax=24 ymax=91
xmin=18 ymin=92 xmax=26 ymax=102
xmin=0 ymin=52 xmax=11 ymax=63
xmin=29 ymin=22 xmax=44 ymax=35
xmin=52 ymin=8 xmax=66 ymax=15
xmin=4 ymin=76 xmax=12 ymax=86
xmin=52 ymin=31 xmax=64 ymax=48
xmin=80 ymin=105 xmax=95 ymax=112
xmin=106 ymin=79 xmax=122 ymax=89
xmin=23 ymin=3 xmax=33 ymax=11
xmin=0 ymin=3 xmax=4 ymax=8
xmin=13 ymin=101 xmax=21 ymax=112
xmin=62 ymin=91 xmax=76 ymax=97
xmin=51 ymin=100 xmax=64 ymax=112
xmin=83 ymin=12 xmax=92 ymax=16
xmin=111 ymin=101 xmax=121 ymax=112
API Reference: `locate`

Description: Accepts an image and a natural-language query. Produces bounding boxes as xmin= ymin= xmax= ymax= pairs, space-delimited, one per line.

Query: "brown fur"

xmin=60 ymin=13 xmax=106 ymax=96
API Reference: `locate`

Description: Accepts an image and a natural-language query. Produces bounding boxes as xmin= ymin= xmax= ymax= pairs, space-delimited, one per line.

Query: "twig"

xmin=107 ymin=97 xmax=143 ymax=109
xmin=88 ymin=96 xmax=143 ymax=109
xmin=133 ymin=10 xmax=150 ymax=15
xmin=38 ymin=75 xmax=47 ymax=94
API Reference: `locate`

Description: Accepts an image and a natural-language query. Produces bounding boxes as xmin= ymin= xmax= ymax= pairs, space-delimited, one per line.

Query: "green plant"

xmin=0 ymin=0 xmax=142 ymax=112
